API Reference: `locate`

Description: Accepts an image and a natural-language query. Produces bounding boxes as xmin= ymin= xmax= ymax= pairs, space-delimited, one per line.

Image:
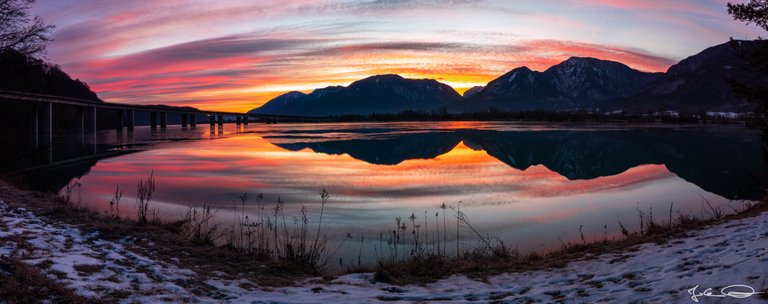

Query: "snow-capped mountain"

xmin=453 ymin=57 xmax=663 ymax=112
xmin=249 ymin=40 xmax=766 ymax=116
xmin=462 ymin=86 xmax=484 ymax=99
xmin=544 ymin=57 xmax=663 ymax=101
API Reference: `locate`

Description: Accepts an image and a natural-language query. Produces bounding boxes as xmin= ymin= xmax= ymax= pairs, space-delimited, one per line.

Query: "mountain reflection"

xmin=276 ymin=132 xmax=461 ymax=165
xmin=271 ymin=127 xmax=766 ymax=201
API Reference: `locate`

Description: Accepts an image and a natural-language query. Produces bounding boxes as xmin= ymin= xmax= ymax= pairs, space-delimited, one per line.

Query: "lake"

xmin=7 ymin=121 xmax=767 ymax=267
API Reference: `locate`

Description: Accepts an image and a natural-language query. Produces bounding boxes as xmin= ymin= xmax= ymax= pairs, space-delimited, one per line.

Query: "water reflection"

xmin=271 ymin=126 xmax=766 ymax=200
xmin=3 ymin=122 xmax=765 ymax=263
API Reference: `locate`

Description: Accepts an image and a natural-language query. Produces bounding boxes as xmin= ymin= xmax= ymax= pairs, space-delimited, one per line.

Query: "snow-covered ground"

xmin=1 ymin=199 xmax=767 ymax=303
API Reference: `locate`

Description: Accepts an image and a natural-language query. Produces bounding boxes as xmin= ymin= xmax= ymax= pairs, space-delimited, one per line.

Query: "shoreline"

xmin=1 ymin=180 xmax=767 ymax=302
xmin=3 ymin=121 xmax=758 ymax=186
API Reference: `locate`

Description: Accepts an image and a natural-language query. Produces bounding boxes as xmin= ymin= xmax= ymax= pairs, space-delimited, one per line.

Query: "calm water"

xmin=8 ymin=122 xmax=767 ymax=266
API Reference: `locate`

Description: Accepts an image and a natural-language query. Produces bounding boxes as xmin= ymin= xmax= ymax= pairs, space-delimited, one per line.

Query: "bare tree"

xmin=0 ymin=0 xmax=54 ymax=58
xmin=729 ymin=0 xmax=768 ymax=33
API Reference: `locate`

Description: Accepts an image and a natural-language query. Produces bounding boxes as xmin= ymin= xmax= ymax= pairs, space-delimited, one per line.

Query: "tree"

xmin=729 ymin=0 xmax=768 ymax=33
xmin=728 ymin=1 xmax=768 ymax=157
xmin=0 ymin=0 xmax=54 ymax=58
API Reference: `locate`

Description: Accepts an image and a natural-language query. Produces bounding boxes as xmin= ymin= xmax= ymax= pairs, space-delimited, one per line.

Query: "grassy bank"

xmin=0 ymin=180 xmax=318 ymax=288
xmin=1 ymin=178 xmax=767 ymax=292
xmin=0 ymin=254 xmax=87 ymax=303
xmin=368 ymin=199 xmax=768 ymax=284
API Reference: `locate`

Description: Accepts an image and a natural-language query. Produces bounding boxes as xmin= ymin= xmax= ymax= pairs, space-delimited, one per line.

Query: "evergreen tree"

xmin=728 ymin=1 xmax=768 ymax=154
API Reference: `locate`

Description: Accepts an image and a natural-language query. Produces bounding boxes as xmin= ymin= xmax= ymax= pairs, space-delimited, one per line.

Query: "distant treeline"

xmin=0 ymin=50 xmax=101 ymax=102
xmin=325 ymin=109 xmax=754 ymax=124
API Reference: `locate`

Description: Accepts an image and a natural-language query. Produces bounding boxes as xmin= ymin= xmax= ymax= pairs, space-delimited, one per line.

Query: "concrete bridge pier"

xmin=150 ymin=112 xmax=158 ymax=129
xmin=86 ymin=106 xmax=97 ymax=154
xmin=40 ymin=102 xmax=52 ymax=149
xmin=190 ymin=114 xmax=197 ymax=127
xmin=115 ymin=110 xmax=124 ymax=131
xmin=28 ymin=104 xmax=39 ymax=148
xmin=243 ymin=116 xmax=249 ymax=125
xmin=37 ymin=102 xmax=53 ymax=163
xmin=217 ymin=114 xmax=224 ymax=126
xmin=209 ymin=114 xmax=215 ymax=126
xmin=85 ymin=107 xmax=97 ymax=135
xmin=181 ymin=113 xmax=188 ymax=127
xmin=236 ymin=116 xmax=242 ymax=125
xmin=160 ymin=112 xmax=168 ymax=128
xmin=75 ymin=107 xmax=85 ymax=141
xmin=126 ymin=110 xmax=135 ymax=130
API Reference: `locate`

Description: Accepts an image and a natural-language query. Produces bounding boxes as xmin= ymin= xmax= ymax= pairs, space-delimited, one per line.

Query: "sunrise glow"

xmin=33 ymin=0 xmax=761 ymax=112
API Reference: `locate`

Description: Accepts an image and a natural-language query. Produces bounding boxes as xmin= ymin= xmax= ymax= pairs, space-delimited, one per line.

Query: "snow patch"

xmin=2 ymin=199 xmax=767 ymax=303
xmin=507 ymin=72 xmax=518 ymax=83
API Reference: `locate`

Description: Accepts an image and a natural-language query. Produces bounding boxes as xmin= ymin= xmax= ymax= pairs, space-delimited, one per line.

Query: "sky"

xmin=33 ymin=0 xmax=763 ymax=112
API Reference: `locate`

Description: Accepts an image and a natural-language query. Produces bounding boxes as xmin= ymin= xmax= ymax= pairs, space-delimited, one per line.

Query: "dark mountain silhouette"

xmin=611 ymin=40 xmax=767 ymax=112
xmin=267 ymin=127 xmax=766 ymax=200
xmin=249 ymin=74 xmax=462 ymax=116
xmin=455 ymin=58 xmax=663 ymax=112
xmin=0 ymin=50 xmax=101 ymax=102
xmin=248 ymin=40 xmax=766 ymax=116
xmin=462 ymin=86 xmax=484 ymax=99
xmin=252 ymin=91 xmax=308 ymax=114
xmin=457 ymin=66 xmax=559 ymax=112
xmin=546 ymin=57 xmax=663 ymax=103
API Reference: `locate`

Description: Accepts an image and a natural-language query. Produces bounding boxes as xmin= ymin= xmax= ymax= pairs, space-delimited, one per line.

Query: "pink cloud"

xmin=56 ymin=33 xmax=677 ymax=112
xmin=517 ymin=39 xmax=677 ymax=72
xmin=573 ymin=0 xmax=722 ymax=17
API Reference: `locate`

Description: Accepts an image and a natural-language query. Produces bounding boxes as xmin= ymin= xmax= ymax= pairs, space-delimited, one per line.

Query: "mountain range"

xmin=453 ymin=57 xmax=664 ymax=112
xmin=252 ymin=74 xmax=462 ymax=116
xmin=249 ymin=40 xmax=766 ymax=116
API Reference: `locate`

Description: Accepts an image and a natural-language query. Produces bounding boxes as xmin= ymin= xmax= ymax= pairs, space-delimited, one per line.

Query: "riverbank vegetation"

xmin=2 ymin=175 xmax=766 ymax=288
xmin=368 ymin=199 xmax=767 ymax=284
xmin=0 ymin=252 xmax=86 ymax=303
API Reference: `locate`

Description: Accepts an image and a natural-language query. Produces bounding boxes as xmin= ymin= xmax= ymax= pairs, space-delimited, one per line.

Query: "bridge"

xmin=0 ymin=90 xmax=323 ymax=163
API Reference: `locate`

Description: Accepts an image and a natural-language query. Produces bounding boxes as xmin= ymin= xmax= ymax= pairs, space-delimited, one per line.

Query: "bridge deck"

xmin=0 ymin=90 xmax=322 ymax=121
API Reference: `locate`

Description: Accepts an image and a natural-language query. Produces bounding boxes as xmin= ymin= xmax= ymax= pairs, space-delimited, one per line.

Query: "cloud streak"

xmin=59 ymin=32 xmax=679 ymax=111
xmin=31 ymin=0 xmax=752 ymax=111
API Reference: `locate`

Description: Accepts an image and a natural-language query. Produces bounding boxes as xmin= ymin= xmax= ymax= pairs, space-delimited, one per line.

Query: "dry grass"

xmin=189 ymin=189 xmax=335 ymax=274
xmin=2 ymin=178 xmax=767 ymax=288
xmin=368 ymin=199 xmax=768 ymax=285
xmin=0 ymin=180 xmax=316 ymax=287
xmin=0 ymin=254 xmax=91 ymax=303
xmin=73 ymin=264 xmax=104 ymax=276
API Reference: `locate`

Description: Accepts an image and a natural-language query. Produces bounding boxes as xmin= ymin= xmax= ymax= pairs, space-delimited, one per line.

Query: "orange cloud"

xmin=58 ymin=34 xmax=676 ymax=112
xmin=36 ymin=0 xmax=744 ymax=112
